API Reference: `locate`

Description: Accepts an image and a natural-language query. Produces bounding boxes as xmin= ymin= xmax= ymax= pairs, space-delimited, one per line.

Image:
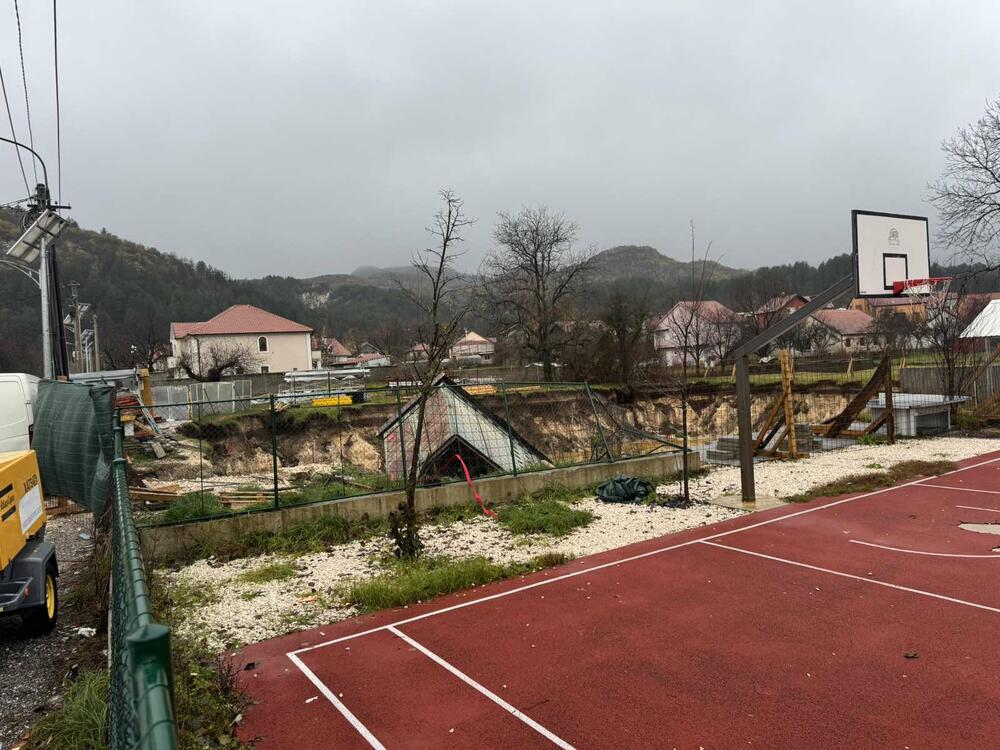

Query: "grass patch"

xmin=237 ymin=561 xmax=297 ymax=584
xmin=27 ymin=670 xmax=109 ymax=750
xmin=342 ymin=553 xmax=572 ymax=613
xmin=785 ymin=459 xmax=959 ymax=503
xmin=162 ymin=491 xmax=232 ymax=524
xmin=500 ymin=496 xmax=594 ymax=536
xmin=179 ymin=513 xmax=388 ymax=563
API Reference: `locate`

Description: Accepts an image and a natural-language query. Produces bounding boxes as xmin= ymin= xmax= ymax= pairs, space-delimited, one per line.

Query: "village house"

xmin=449 ymin=330 xmax=496 ymax=363
xmin=168 ymin=304 xmax=313 ymax=376
xmin=756 ymin=293 xmax=811 ymax=326
xmin=653 ymin=300 xmax=739 ymax=366
xmin=849 ymin=296 xmax=926 ymax=321
xmin=806 ymin=308 xmax=877 ymax=355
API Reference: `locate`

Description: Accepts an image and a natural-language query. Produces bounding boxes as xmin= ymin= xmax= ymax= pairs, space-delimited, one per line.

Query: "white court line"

xmin=285 ymin=455 xmax=1000 ymax=747
xmin=848 ymin=538 xmax=1000 ymax=559
xmin=287 ymin=652 xmax=387 ymax=750
xmin=701 ymin=540 xmax=1000 ymax=613
xmin=957 ymin=504 xmax=1000 ymax=514
xmin=921 ymin=483 xmax=1000 ymax=496
xmin=289 ymin=455 xmax=1000 ymax=656
xmin=388 ymin=626 xmax=576 ymax=750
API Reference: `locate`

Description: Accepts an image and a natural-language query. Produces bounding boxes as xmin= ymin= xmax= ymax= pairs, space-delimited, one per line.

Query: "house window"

xmin=258 ymin=336 xmax=268 ymax=352
xmin=260 ymin=366 xmax=269 ymax=374
xmin=844 ymin=338 xmax=852 ymax=348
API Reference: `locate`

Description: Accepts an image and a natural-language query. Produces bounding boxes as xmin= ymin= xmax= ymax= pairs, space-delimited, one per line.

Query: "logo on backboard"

xmin=888 ymin=228 xmax=900 ymax=246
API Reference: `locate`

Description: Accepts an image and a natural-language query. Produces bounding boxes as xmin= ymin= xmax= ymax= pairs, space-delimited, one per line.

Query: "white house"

xmin=169 ymin=304 xmax=313 ymax=376
xmin=653 ymin=300 xmax=739 ymax=366
xmin=806 ymin=309 xmax=877 ymax=355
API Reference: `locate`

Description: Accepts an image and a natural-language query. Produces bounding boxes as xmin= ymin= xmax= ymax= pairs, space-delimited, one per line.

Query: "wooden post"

xmin=884 ymin=355 xmax=895 ymax=443
xmin=779 ymin=349 xmax=797 ymax=457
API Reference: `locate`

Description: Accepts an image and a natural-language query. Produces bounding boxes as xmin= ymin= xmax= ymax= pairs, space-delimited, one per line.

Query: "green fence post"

xmin=394 ymin=387 xmax=408 ymax=482
xmin=270 ymin=394 xmax=280 ymax=508
xmin=500 ymin=381 xmax=518 ymax=476
xmin=585 ymin=382 xmax=613 ymax=463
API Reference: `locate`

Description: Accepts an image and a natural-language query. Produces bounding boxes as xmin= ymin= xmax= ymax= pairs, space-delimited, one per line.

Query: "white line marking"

xmin=957 ymin=505 xmax=1000 ymax=514
xmin=388 ymin=626 xmax=576 ymax=749
xmin=701 ymin=540 xmax=1000 ymax=613
xmin=288 ymin=455 xmax=1000 ymax=656
xmin=848 ymin=538 xmax=1000 ymax=558
xmin=286 ymin=653 xmax=386 ymax=749
xmin=921 ymin=483 xmax=1000 ymax=496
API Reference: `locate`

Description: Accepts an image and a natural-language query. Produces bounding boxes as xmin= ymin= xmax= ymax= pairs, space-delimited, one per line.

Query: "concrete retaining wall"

xmin=140 ymin=451 xmax=697 ymax=562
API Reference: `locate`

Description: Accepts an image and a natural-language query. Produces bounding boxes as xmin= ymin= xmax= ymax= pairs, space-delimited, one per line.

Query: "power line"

xmin=0 ymin=63 xmax=30 ymax=193
xmin=13 ymin=0 xmax=39 ymax=184
xmin=0 ymin=195 xmax=31 ymax=208
xmin=52 ymin=0 xmax=61 ymax=204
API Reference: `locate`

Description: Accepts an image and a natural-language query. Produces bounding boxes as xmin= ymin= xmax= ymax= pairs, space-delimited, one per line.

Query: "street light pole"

xmin=39 ymin=236 xmax=52 ymax=379
xmin=70 ymin=282 xmax=82 ymax=373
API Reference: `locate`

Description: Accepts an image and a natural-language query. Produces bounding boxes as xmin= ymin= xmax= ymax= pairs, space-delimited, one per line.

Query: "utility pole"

xmin=92 ymin=314 xmax=101 ymax=372
xmin=70 ymin=282 xmax=83 ymax=373
xmin=39 ymin=236 xmax=53 ymax=379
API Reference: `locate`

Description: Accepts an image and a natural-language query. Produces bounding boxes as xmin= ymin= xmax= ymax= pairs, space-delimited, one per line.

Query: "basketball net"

xmin=893 ymin=277 xmax=952 ymax=307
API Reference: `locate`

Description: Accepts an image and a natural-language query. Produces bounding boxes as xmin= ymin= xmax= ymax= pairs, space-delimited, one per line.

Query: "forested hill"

xmin=2 ymin=208 xmax=996 ymax=374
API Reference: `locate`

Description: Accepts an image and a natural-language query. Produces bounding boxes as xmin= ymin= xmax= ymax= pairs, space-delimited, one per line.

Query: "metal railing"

xmin=110 ymin=417 xmax=177 ymax=749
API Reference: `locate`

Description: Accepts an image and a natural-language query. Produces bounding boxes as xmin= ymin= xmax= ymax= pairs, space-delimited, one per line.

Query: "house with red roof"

xmin=169 ymin=304 xmax=313 ymax=376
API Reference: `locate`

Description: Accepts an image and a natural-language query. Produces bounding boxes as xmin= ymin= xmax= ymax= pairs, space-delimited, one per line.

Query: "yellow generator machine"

xmin=0 ymin=450 xmax=58 ymax=634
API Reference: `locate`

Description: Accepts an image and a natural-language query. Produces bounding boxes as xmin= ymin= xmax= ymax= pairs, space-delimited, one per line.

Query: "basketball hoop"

xmin=891 ymin=277 xmax=951 ymax=298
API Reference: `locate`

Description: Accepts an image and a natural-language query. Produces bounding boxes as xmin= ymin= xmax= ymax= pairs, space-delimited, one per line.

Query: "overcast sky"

xmin=2 ymin=1 xmax=999 ymax=277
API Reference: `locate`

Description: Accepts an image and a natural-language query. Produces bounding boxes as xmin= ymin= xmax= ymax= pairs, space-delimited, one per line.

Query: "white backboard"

xmin=853 ymin=210 xmax=930 ymax=297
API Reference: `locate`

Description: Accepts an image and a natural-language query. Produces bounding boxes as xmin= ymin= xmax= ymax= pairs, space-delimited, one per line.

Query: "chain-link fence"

xmin=122 ymin=381 xmax=688 ymax=526
xmin=110 ymin=418 xmax=177 ymax=749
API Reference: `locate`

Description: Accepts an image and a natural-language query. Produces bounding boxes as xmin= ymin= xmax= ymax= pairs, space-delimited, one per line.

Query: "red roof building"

xmin=169 ymin=305 xmax=313 ymax=376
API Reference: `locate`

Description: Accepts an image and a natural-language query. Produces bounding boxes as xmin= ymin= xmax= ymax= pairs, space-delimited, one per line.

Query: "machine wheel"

xmin=22 ymin=562 xmax=58 ymax=636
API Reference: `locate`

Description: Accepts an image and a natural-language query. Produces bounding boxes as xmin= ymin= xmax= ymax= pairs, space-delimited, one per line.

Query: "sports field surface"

xmin=236 ymin=451 xmax=1000 ymax=749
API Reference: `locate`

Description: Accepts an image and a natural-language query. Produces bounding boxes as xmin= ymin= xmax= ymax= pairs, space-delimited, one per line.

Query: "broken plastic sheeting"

xmin=596 ymin=475 xmax=654 ymax=504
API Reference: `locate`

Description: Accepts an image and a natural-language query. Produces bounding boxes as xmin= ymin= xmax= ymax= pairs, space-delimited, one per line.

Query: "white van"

xmin=0 ymin=373 xmax=40 ymax=452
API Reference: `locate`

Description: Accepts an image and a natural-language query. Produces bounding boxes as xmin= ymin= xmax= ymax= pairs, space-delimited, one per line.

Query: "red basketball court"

xmin=236 ymin=451 xmax=1000 ymax=749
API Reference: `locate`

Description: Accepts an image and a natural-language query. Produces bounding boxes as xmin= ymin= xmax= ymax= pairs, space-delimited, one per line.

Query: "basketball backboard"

xmin=852 ymin=210 xmax=930 ymax=298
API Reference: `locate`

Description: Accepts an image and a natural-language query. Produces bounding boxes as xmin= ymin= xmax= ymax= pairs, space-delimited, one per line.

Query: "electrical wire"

xmin=0 ymin=195 xmax=31 ymax=208
xmin=13 ymin=0 xmax=39 ymax=184
xmin=52 ymin=0 xmax=61 ymax=204
xmin=0 ymin=63 xmax=30 ymax=194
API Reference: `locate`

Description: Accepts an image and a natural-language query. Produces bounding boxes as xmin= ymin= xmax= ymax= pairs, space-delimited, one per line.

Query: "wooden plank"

xmin=823 ymin=355 xmax=891 ymax=439
xmin=753 ymin=392 xmax=786 ymax=452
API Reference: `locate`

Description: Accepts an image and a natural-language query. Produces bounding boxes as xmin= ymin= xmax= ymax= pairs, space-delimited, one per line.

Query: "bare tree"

xmin=915 ymin=280 xmax=987 ymax=397
xmin=392 ymin=189 xmax=473 ymax=558
xmin=481 ymin=206 xmax=595 ymax=381
xmin=658 ymin=222 xmax=717 ymax=502
xmin=601 ymin=287 xmax=652 ymax=394
xmin=102 ymin=321 xmax=169 ymax=371
xmin=930 ymin=95 xmax=1000 ymax=267
xmin=178 ymin=341 xmax=259 ymax=382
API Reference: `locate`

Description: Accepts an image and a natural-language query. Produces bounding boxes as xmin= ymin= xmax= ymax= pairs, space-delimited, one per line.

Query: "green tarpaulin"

xmin=33 ymin=380 xmax=115 ymax=516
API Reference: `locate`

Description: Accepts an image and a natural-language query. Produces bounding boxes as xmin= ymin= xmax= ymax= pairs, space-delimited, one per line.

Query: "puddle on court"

xmin=958 ymin=522 xmax=1000 ymax=551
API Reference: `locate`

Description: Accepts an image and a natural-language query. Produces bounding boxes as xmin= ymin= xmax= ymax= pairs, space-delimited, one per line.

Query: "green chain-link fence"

xmin=109 ymin=417 xmax=177 ymax=749
xmin=122 ymin=380 xmax=686 ymax=526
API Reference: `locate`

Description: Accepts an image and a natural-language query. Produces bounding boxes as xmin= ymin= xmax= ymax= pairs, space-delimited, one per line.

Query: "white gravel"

xmin=164 ymin=500 xmax=741 ymax=650
xmin=162 ymin=435 xmax=1000 ymax=650
xmin=687 ymin=435 xmax=1000 ymax=503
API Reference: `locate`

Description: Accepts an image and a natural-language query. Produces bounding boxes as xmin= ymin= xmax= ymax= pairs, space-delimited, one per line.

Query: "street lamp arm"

xmin=0 ymin=135 xmax=49 ymax=193
xmin=0 ymin=257 xmax=40 ymax=286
